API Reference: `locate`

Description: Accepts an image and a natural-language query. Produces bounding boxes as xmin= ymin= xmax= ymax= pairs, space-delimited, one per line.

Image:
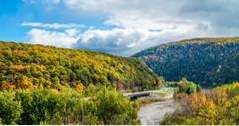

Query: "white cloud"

xmin=75 ymin=28 xmax=146 ymax=55
xmin=22 ymin=22 xmax=85 ymax=30
xmin=27 ymin=28 xmax=79 ymax=48
xmin=74 ymin=22 xmax=207 ymax=56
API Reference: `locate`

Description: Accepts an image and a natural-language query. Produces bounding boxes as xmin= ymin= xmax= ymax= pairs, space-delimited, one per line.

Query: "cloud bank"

xmin=22 ymin=0 xmax=239 ymax=56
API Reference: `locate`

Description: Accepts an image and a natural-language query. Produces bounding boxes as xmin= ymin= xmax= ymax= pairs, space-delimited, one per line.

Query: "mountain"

xmin=0 ymin=41 xmax=163 ymax=91
xmin=133 ymin=37 xmax=239 ymax=87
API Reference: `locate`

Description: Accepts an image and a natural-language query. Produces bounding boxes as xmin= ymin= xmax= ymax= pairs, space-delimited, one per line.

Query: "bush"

xmin=95 ymin=87 xmax=139 ymax=124
xmin=177 ymin=78 xmax=201 ymax=94
xmin=0 ymin=91 xmax=22 ymax=124
xmin=0 ymin=87 xmax=139 ymax=125
xmin=15 ymin=89 xmax=95 ymax=124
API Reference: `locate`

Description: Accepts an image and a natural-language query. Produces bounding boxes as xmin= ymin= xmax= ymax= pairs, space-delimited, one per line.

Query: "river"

xmin=138 ymin=99 xmax=177 ymax=125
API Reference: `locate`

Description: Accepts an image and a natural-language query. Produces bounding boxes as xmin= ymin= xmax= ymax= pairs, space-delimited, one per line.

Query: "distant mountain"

xmin=0 ymin=41 xmax=163 ymax=91
xmin=133 ymin=37 xmax=239 ymax=87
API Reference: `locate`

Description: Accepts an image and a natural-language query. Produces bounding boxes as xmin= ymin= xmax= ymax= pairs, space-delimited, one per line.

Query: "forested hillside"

xmin=0 ymin=41 xmax=163 ymax=91
xmin=134 ymin=37 xmax=239 ymax=87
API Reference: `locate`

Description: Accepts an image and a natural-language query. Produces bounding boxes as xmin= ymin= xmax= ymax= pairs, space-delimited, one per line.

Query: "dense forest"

xmin=0 ymin=41 xmax=163 ymax=91
xmin=134 ymin=37 xmax=239 ymax=87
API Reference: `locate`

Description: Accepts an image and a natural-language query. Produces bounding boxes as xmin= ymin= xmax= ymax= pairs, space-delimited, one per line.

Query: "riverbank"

xmin=136 ymin=88 xmax=177 ymax=125
xmin=138 ymin=99 xmax=177 ymax=125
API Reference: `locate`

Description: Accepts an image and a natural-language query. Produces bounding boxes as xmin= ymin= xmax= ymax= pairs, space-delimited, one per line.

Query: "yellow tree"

xmin=18 ymin=76 xmax=33 ymax=89
xmin=75 ymin=82 xmax=84 ymax=94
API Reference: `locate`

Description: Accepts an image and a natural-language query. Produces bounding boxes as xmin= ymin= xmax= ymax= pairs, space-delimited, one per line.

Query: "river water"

xmin=138 ymin=99 xmax=177 ymax=125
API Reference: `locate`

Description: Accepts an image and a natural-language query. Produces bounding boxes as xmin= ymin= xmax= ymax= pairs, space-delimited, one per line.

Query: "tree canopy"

xmin=0 ymin=41 xmax=163 ymax=91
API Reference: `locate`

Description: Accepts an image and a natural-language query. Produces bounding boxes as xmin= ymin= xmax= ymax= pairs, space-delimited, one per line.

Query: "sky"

xmin=1 ymin=0 xmax=239 ymax=56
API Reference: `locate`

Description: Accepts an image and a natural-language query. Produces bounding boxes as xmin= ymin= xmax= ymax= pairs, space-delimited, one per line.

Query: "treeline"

xmin=134 ymin=37 xmax=239 ymax=87
xmin=0 ymin=86 xmax=139 ymax=125
xmin=0 ymin=42 xmax=163 ymax=91
xmin=162 ymin=82 xmax=239 ymax=125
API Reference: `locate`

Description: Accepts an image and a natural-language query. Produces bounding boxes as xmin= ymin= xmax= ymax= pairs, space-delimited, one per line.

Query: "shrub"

xmin=0 ymin=91 xmax=22 ymax=124
xmin=15 ymin=89 xmax=88 ymax=124
xmin=0 ymin=87 xmax=139 ymax=125
xmin=95 ymin=87 xmax=139 ymax=124
xmin=177 ymin=78 xmax=201 ymax=94
xmin=162 ymin=83 xmax=239 ymax=125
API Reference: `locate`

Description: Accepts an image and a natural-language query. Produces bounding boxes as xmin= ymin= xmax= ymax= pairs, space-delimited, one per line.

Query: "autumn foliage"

xmin=75 ymin=82 xmax=84 ymax=94
xmin=0 ymin=41 xmax=163 ymax=91
xmin=162 ymin=82 xmax=239 ymax=125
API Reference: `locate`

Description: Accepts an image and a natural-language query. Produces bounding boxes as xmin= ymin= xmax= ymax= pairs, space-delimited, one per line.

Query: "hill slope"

xmin=134 ymin=37 xmax=239 ymax=87
xmin=0 ymin=41 xmax=163 ymax=91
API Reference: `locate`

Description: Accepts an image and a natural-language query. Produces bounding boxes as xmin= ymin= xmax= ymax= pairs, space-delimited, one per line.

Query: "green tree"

xmin=177 ymin=78 xmax=201 ymax=94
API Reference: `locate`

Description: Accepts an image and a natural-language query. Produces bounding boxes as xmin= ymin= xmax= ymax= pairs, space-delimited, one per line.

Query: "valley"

xmin=2 ymin=1 xmax=239 ymax=125
xmin=0 ymin=38 xmax=239 ymax=125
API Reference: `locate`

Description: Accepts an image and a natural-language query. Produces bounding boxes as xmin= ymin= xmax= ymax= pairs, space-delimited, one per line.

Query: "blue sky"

xmin=1 ymin=0 xmax=239 ymax=56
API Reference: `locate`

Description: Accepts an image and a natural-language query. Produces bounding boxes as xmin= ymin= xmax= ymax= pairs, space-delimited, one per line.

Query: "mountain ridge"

xmin=133 ymin=37 xmax=239 ymax=87
xmin=133 ymin=37 xmax=239 ymax=57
